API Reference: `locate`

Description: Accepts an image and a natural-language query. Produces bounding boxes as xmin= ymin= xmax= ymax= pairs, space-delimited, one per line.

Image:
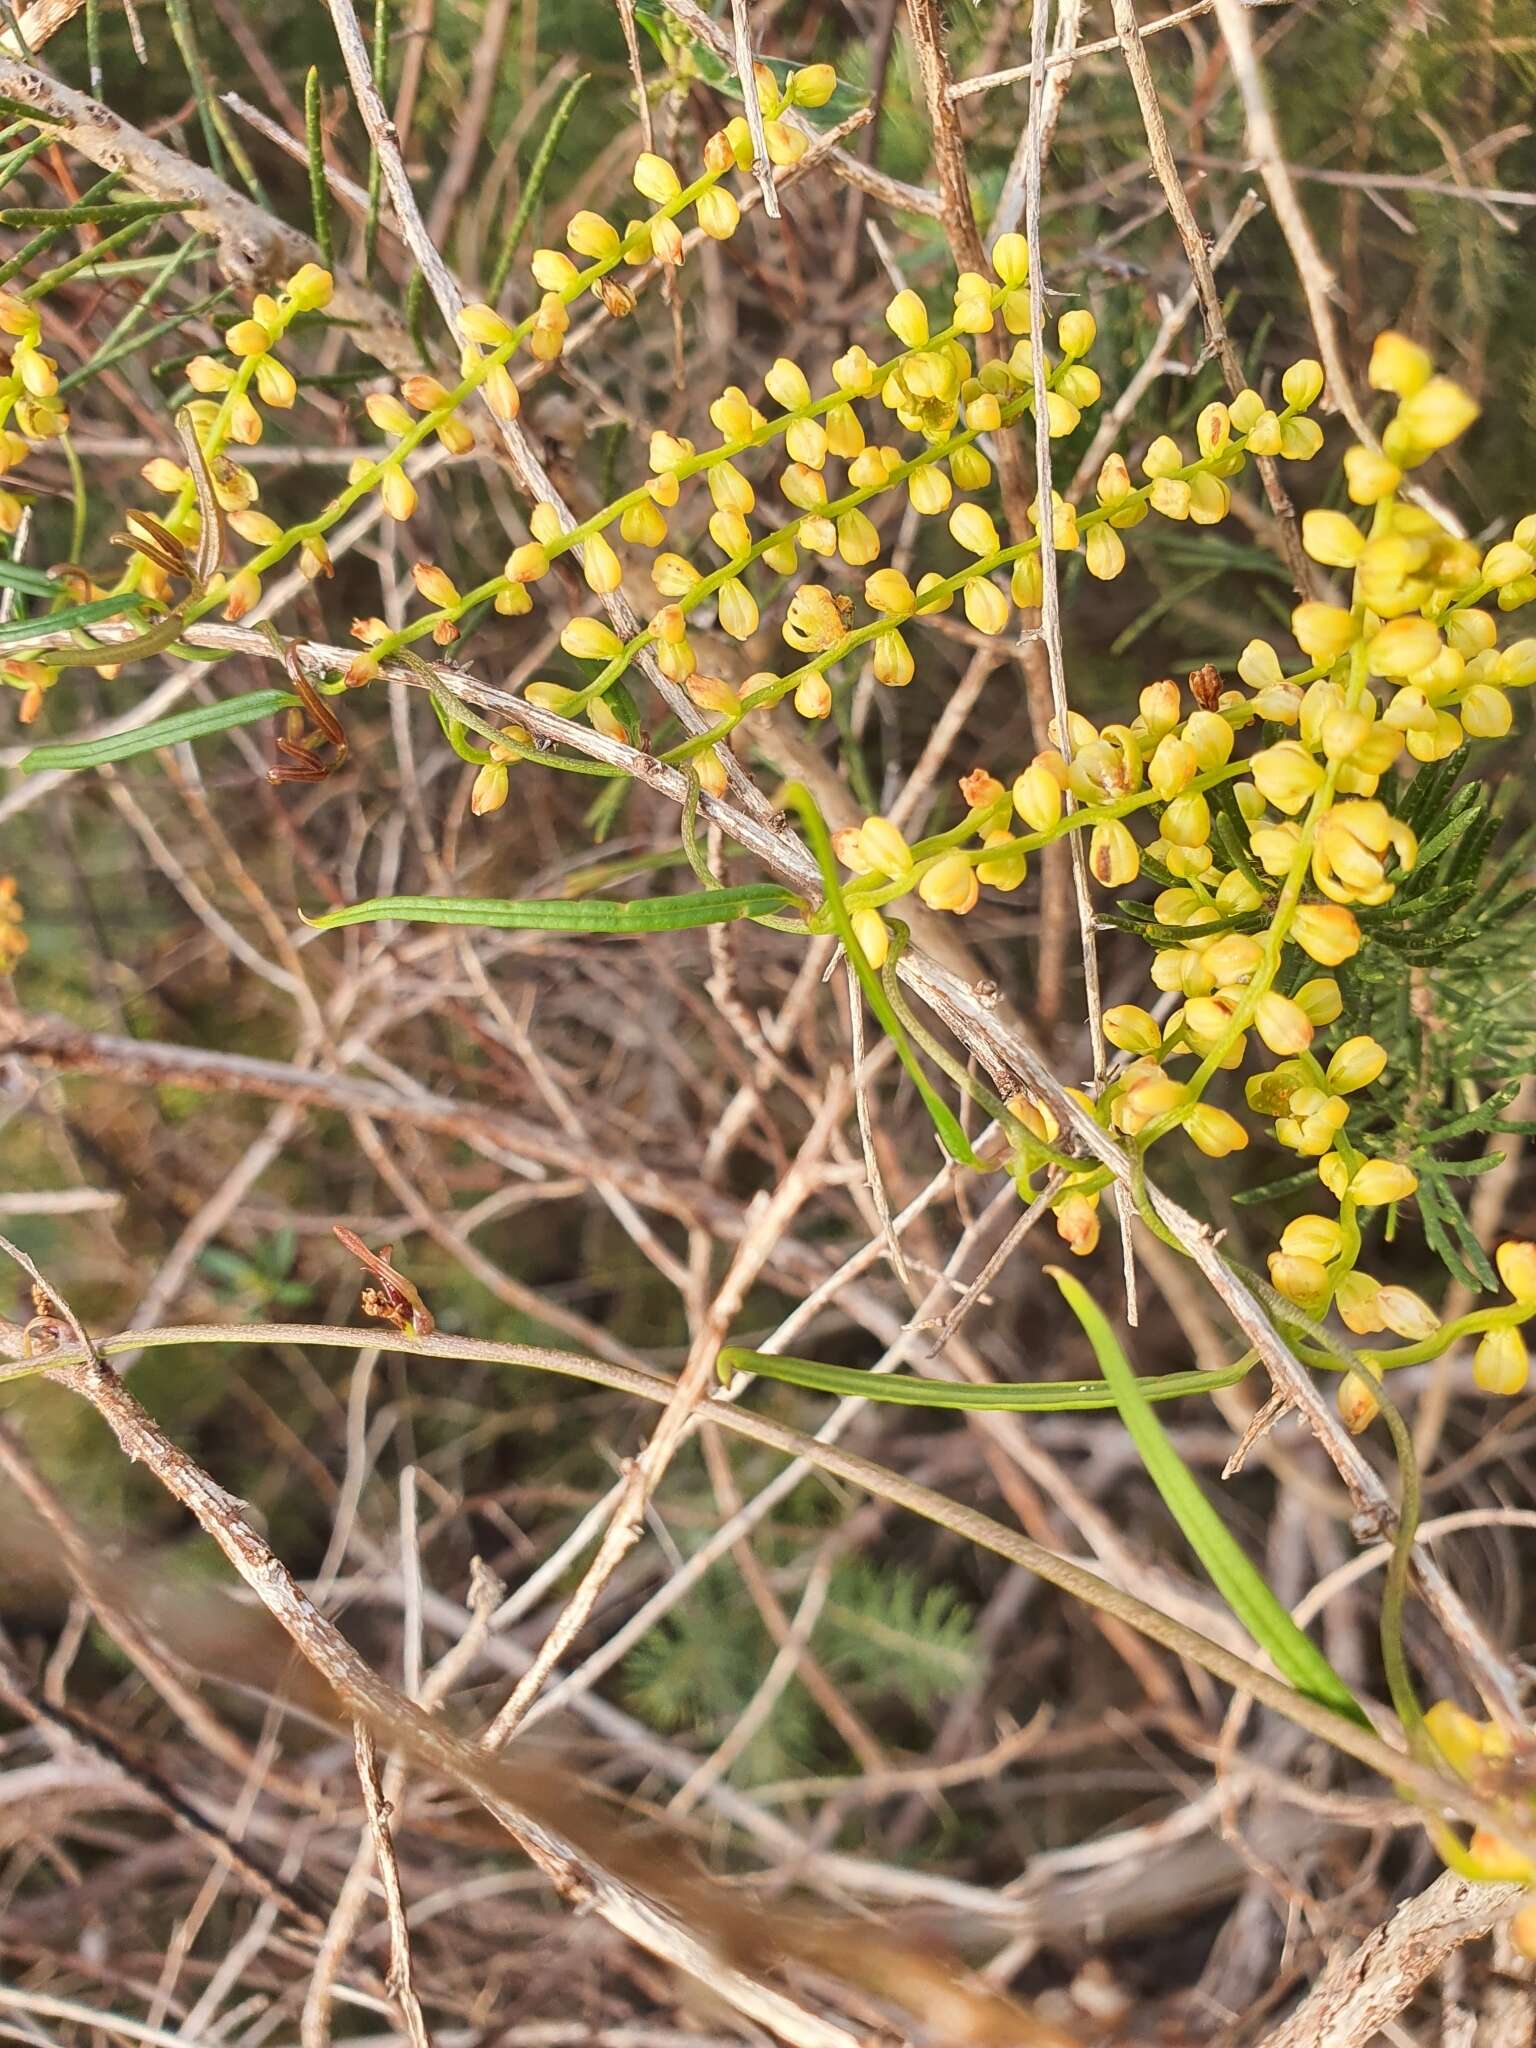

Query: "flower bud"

xmin=696 ymin=188 xmax=741 ymax=239
xmin=582 ymin=532 xmax=622 ymax=593
xmin=381 ymin=469 xmax=417 ymax=520
xmin=1103 ymin=1005 xmax=1162 ymax=1056
xmin=949 ymin=501 xmax=1000 ymax=557
xmin=1336 ymin=1270 xmax=1385 ymax=1334
xmin=1013 ymin=761 xmax=1062 ymax=833
xmin=919 ymin=851 xmax=980 ymax=914
xmin=1185 ymin=1105 xmax=1248 ymax=1158
xmin=1292 ymin=903 xmax=1360 ymax=966
xmin=1254 ymin=992 xmax=1313 ymax=1056
xmin=560 ymin=617 xmax=624 ymax=662
xmin=1482 ymin=541 xmax=1535 ymax=588
xmin=1088 ymin=819 xmax=1140 ymax=888
xmin=789 ymin=61 xmax=837 ymax=107
xmin=1250 ymin=740 xmax=1324 ymax=815
xmin=857 ymin=816 xmax=913 ymax=879
xmin=978 ymin=831 xmax=1027 ymax=892
xmin=1057 ymin=309 xmax=1096 ymax=357
xmin=1281 ymin=359 xmax=1324 ymax=409
xmin=1376 ymin=1286 xmax=1440 ymax=1340
xmin=471 ymin=761 xmax=510 ymax=814
xmin=1302 ymin=509 xmax=1364 ymax=568
xmin=1338 ymin=1372 xmax=1380 ymax=1434
xmin=1290 ymin=603 xmax=1357 ymax=663
xmin=1473 ymin=1326 xmax=1530 ymax=1397
xmin=1326 ymin=1035 xmax=1387 ymax=1093
xmin=1349 ymin=1159 xmax=1418 ymax=1206
xmin=1280 ymin=1213 xmax=1344 ymax=1263
xmin=1368 ymin=330 xmax=1431 ymax=397
xmin=850 ymin=907 xmax=889 ymax=968
xmin=1268 ymin=1252 xmax=1331 ymax=1318
xmin=1495 ymin=1241 xmax=1536 ymax=1301
xmin=285 ymin=261 xmax=334 ymax=310
xmin=412 ymin=561 xmax=460 ymax=609
xmin=885 ymin=288 xmax=929 ymax=349
xmin=633 ymin=151 xmax=681 ymax=203
xmin=1394 ymin=375 xmax=1479 ymax=455
xmin=1366 ymin=615 xmax=1441 ymax=678
xmin=457 ymin=301 xmax=514 ymax=347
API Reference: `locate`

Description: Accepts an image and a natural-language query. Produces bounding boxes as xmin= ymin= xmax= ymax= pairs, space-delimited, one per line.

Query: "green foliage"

xmin=623 ymin=1551 xmax=979 ymax=1779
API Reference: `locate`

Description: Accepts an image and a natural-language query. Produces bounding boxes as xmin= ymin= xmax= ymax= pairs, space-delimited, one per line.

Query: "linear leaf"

xmin=1050 ymin=1267 xmax=1368 ymax=1724
xmin=718 ymin=1346 xmax=1252 ymax=1410
xmin=0 ymin=592 xmax=143 ymax=649
xmin=307 ymin=883 xmax=798 ymax=934
xmin=23 ymin=689 xmax=297 ymax=773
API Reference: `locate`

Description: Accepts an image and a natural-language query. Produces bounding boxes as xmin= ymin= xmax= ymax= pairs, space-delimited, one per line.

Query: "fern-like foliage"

xmin=1236 ymin=751 xmax=1536 ymax=1288
xmin=622 ymin=1552 xmax=979 ymax=1779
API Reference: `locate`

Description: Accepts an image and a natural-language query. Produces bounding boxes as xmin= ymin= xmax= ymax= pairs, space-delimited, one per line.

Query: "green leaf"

xmin=307 ymin=882 xmax=798 ymax=934
xmin=23 ymin=689 xmax=298 ymax=773
xmin=718 ymin=1346 xmax=1252 ymax=1410
xmin=1049 ymin=1266 xmax=1368 ymax=1725
xmin=0 ymin=592 xmax=143 ymax=650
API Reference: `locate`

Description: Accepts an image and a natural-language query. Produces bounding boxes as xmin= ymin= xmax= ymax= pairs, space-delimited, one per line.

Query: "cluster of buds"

xmin=811 ymin=335 xmax=1535 ymax=1308
xmin=0 ymin=874 xmax=25 ymax=973
xmin=128 ymin=263 xmax=334 ymax=620
xmin=0 ymin=289 xmax=67 ymax=532
xmin=1421 ymin=1696 xmax=1536 ymax=1946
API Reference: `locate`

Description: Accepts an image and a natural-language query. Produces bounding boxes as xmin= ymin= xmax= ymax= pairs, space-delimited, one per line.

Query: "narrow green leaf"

xmin=0 ymin=592 xmax=141 ymax=649
xmin=718 ymin=1346 xmax=1252 ymax=1411
xmin=1049 ymin=1266 xmax=1368 ymax=1724
xmin=307 ymin=882 xmax=797 ymax=934
xmin=486 ymin=72 xmax=591 ymax=301
xmin=304 ymin=66 xmax=334 ymax=266
xmin=0 ymin=201 xmax=182 ymax=227
xmin=23 ymin=689 xmax=297 ymax=773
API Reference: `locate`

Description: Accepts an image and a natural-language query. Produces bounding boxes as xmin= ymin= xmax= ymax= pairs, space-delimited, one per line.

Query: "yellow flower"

xmin=919 ymin=852 xmax=980 ymax=914
xmin=1495 ymin=1240 xmax=1536 ymax=1301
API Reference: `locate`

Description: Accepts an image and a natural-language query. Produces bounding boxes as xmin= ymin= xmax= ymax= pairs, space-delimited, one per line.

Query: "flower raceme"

xmin=11 ymin=148 xmax=1532 ymax=1453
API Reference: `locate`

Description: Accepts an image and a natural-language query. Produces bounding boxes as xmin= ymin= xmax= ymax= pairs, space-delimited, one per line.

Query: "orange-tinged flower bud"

xmin=1054 ymin=1191 xmax=1100 ymax=1256
xmin=1292 ymin=903 xmax=1360 ymax=966
xmin=1338 ymin=1372 xmax=1380 ymax=1433
xmin=412 ymin=562 xmax=460 ymax=609
xmin=221 ymin=566 xmax=261 ymax=619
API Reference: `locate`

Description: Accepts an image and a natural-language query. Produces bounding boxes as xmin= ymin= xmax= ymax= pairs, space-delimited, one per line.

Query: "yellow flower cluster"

xmin=0 ymin=874 xmax=25 ymax=974
xmin=130 ymin=262 xmax=335 ymax=618
xmin=0 ymin=287 xmax=67 ymax=533
xmin=1422 ymin=1696 xmax=1536 ymax=1944
xmin=815 ymin=336 xmax=1535 ymax=1398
